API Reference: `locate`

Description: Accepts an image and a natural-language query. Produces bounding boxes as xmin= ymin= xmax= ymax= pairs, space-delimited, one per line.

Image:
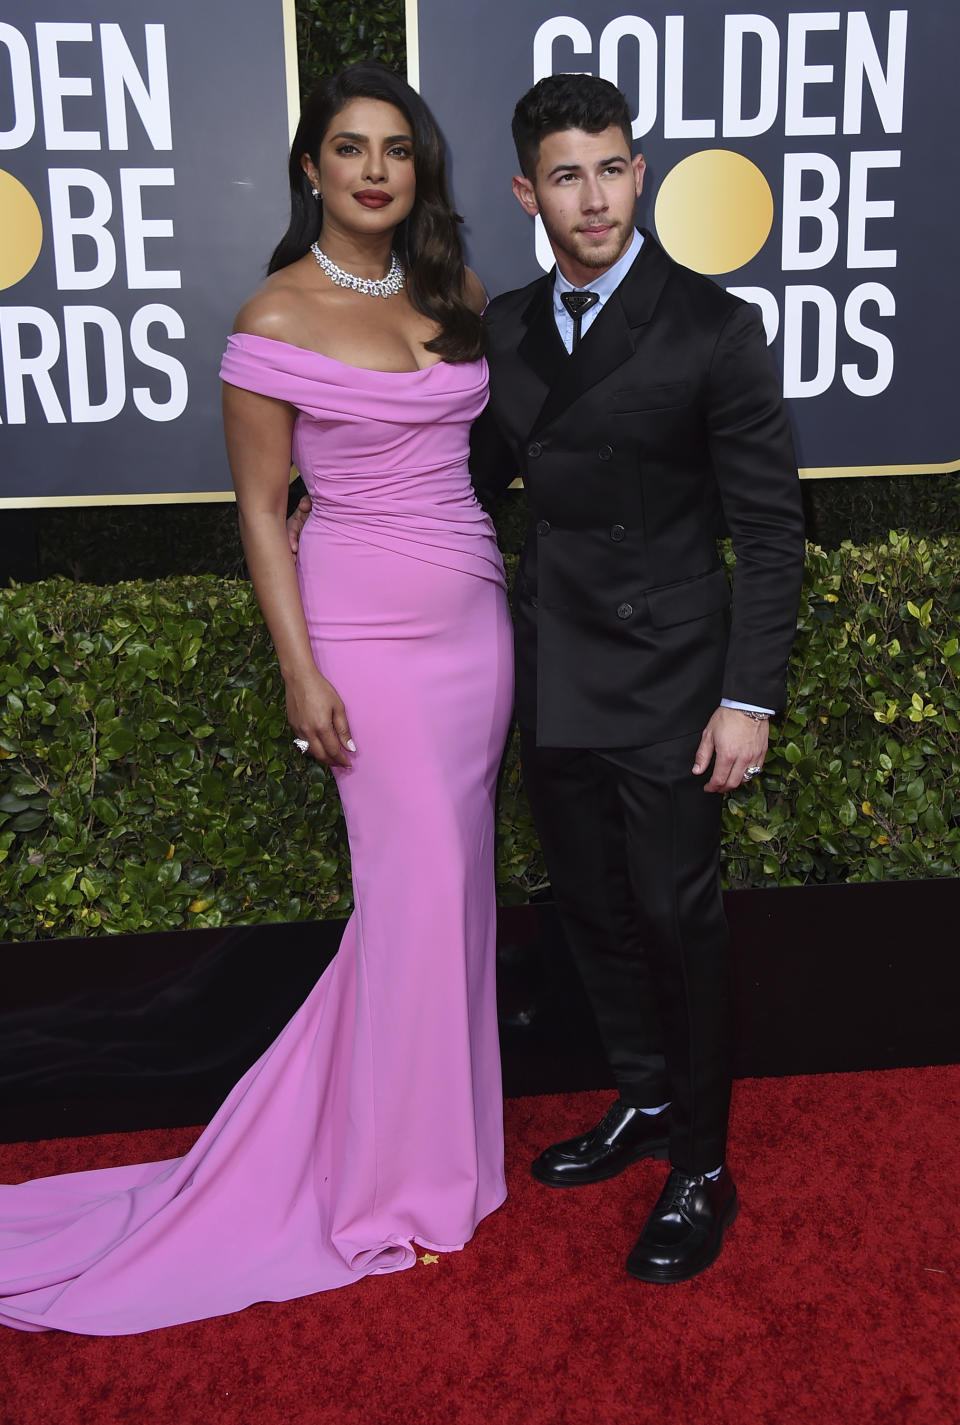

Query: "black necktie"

xmin=560 ymin=290 xmax=600 ymax=348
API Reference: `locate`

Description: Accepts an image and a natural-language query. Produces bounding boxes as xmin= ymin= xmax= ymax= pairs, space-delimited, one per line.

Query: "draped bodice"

xmin=220 ymin=334 xmax=504 ymax=587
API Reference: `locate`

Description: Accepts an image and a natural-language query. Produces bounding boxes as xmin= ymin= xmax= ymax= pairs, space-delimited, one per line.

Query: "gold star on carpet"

xmin=419 ymin=1253 xmax=440 ymax=1266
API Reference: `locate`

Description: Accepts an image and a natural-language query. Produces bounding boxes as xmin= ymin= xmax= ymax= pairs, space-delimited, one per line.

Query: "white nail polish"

xmin=346 ymin=739 xmax=357 ymax=752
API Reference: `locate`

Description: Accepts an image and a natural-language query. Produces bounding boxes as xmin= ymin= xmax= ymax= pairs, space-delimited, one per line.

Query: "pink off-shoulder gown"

xmin=0 ymin=335 xmax=514 ymax=1335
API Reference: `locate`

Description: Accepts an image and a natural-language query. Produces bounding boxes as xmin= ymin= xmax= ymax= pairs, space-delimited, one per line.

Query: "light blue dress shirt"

xmin=550 ymin=228 xmax=773 ymax=719
xmin=552 ymin=228 xmax=644 ymax=354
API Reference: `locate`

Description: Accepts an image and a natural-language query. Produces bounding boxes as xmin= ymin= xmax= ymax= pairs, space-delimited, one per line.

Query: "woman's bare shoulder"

xmin=462 ymin=266 xmax=488 ymax=315
xmin=232 ymin=262 xmax=317 ymax=340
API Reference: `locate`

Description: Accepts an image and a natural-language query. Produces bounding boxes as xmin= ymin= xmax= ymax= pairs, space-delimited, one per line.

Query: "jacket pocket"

xmin=644 ymin=566 xmax=731 ymax=628
xmin=609 ymin=381 xmax=692 ymax=413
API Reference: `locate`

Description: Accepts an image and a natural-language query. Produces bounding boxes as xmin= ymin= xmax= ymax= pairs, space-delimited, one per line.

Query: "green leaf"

xmin=11 ymin=808 xmax=46 ymax=832
xmin=6 ymin=774 xmax=43 ymax=797
xmin=44 ymin=868 xmax=78 ymax=901
xmin=90 ymin=797 xmax=120 ymax=826
xmin=154 ymin=733 xmax=190 ymax=755
xmin=100 ymin=727 xmax=136 ymax=759
xmin=0 ymin=793 xmax=35 ymax=813
xmin=838 ymin=800 xmax=858 ymax=827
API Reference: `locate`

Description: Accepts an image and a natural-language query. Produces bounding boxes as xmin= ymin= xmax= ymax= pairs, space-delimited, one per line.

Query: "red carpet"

xmin=1 ymin=1068 xmax=958 ymax=1425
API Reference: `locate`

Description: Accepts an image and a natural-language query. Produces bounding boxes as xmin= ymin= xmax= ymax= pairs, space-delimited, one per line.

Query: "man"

xmin=469 ymin=73 xmax=804 ymax=1283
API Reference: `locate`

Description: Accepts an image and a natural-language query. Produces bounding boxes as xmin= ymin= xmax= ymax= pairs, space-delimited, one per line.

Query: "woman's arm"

xmin=222 ymin=381 xmax=354 ymax=766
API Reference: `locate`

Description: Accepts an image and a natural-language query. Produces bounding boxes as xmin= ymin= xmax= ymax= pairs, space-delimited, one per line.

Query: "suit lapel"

xmin=526 ymin=231 xmax=672 ymax=437
xmin=616 ymin=229 xmax=672 ymax=330
xmin=530 ymin=294 xmax=634 ymax=436
xmin=516 ymin=277 xmax=567 ymax=393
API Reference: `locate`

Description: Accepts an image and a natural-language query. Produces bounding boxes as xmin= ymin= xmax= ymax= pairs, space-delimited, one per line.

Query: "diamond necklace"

xmin=310 ymin=243 xmax=405 ymax=299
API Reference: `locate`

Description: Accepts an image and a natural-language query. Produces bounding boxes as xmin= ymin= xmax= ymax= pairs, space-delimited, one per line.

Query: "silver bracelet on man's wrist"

xmin=737 ymin=708 xmax=771 ymax=723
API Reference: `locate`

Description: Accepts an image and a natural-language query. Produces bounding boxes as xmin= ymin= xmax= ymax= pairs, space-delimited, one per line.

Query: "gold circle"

xmin=654 ymin=150 xmax=773 ymax=275
xmin=0 ymin=170 xmax=43 ymax=290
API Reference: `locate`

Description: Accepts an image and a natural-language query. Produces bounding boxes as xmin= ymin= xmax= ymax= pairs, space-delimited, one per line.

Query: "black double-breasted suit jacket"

xmin=471 ymin=230 xmax=806 ymax=749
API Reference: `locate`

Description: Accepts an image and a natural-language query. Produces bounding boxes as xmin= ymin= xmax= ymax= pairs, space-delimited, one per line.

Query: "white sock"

xmin=637 ymin=1102 xmax=670 ymax=1115
xmin=703 ymin=1165 xmax=724 ymax=1180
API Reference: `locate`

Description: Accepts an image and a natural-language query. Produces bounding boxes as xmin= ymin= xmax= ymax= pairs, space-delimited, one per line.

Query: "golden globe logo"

xmin=653 ymin=150 xmax=774 ymax=275
xmin=0 ymin=20 xmax=187 ymax=425
xmin=535 ymin=9 xmax=907 ymax=402
xmin=0 ymin=170 xmax=43 ymax=289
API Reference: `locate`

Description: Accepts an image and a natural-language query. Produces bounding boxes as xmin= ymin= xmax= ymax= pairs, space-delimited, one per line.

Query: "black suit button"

xmin=616 ymin=602 xmax=633 ymax=619
xmin=527 ymin=441 xmax=542 ymax=458
xmin=611 ymin=524 xmax=625 ymax=541
xmin=536 ymin=520 xmax=550 ymax=536
xmin=598 ymin=445 xmax=613 ymax=461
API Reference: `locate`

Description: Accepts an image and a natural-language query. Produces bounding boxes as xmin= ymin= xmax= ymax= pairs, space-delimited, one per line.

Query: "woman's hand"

xmin=286 ymin=667 xmax=356 ymax=767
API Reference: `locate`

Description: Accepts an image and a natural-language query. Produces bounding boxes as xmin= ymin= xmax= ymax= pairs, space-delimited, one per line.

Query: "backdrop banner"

xmin=410 ymin=2 xmax=959 ymax=478
xmin=0 ymin=1 xmax=296 ymax=506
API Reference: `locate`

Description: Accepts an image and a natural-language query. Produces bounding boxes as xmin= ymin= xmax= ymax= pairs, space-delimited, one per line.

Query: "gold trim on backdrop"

xmin=0 ymin=491 xmax=236 ymax=509
xmin=4 ymin=458 xmax=951 ymax=507
xmin=282 ymin=0 xmax=300 ymax=138
xmin=405 ymin=0 xmax=420 ymax=89
xmin=799 ymin=457 xmax=960 ymax=480
xmin=0 ymin=469 xmax=301 ymax=510
xmin=508 ymin=456 xmax=960 ymax=491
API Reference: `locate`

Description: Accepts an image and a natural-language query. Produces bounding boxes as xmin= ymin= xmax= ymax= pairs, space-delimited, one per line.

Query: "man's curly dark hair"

xmin=511 ymin=73 xmax=634 ymax=178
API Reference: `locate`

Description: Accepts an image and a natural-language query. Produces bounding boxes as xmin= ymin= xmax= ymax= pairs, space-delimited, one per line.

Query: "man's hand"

xmin=693 ymin=706 xmax=769 ymax=793
xmin=286 ymin=495 xmax=312 ymax=556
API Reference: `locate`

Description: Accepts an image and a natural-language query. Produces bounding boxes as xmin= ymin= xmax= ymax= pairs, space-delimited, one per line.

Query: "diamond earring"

xmin=311 ymin=187 xmax=320 ymax=199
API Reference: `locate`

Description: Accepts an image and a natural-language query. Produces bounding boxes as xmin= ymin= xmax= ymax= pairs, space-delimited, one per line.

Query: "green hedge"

xmin=1 ymin=535 xmax=958 ymax=941
xmin=296 ymin=0 xmax=405 ymax=94
xmin=721 ymin=533 xmax=959 ymax=885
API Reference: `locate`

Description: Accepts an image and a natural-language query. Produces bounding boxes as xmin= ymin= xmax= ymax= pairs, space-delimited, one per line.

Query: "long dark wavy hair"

xmin=268 ymin=62 xmax=484 ymax=363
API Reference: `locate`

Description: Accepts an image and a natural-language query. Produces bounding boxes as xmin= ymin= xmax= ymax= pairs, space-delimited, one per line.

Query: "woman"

xmin=0 ymin=63 xmax=514 ymax=1335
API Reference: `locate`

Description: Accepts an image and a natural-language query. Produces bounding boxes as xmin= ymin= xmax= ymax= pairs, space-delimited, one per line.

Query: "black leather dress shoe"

xmin=531 ymin=1100 xmax=670 ymax=1187
xmin=625 ymin=1165 xmax=738 ymax=1283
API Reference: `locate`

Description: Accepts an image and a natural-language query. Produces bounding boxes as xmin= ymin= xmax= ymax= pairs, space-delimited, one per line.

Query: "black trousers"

xmin=519 ymin=726 xmax=733 ymax=1175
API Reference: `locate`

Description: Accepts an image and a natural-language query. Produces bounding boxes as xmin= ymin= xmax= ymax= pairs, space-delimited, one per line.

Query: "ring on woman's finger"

xmin=293 ymin=737 xmax=309 ymax=754
xmin=742 ymin=763 xmax=763 ymax=781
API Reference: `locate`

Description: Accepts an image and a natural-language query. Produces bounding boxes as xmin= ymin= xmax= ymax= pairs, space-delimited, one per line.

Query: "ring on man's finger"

xmin=293 ymin=737 xmax=309 ymax=754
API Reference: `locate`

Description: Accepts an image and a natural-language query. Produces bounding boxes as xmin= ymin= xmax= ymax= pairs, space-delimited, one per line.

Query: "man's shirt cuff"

xmin=721 ymin=698 xmax=776 ymax=715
